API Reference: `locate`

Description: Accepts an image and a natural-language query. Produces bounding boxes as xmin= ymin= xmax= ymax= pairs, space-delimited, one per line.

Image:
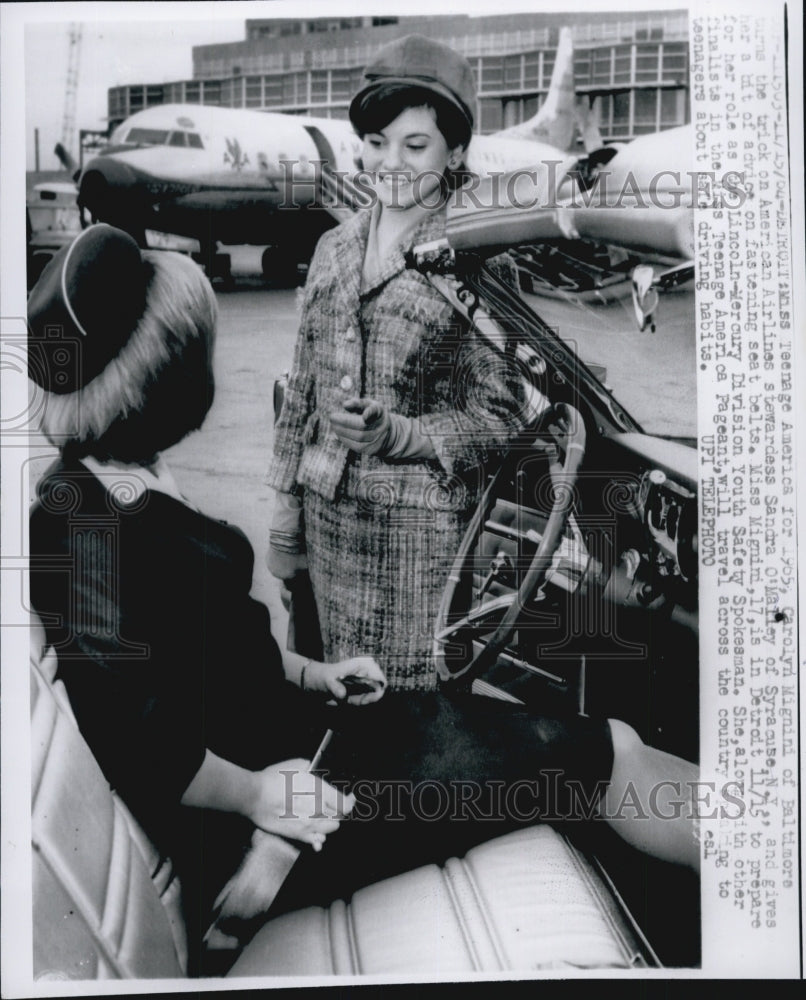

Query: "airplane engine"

xmin=78 ymin=158 xmax=149 ymax=244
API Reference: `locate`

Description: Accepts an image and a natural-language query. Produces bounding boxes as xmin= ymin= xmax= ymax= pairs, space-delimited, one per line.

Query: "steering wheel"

xmin=434 ymin=402 xmax=586 ymax=687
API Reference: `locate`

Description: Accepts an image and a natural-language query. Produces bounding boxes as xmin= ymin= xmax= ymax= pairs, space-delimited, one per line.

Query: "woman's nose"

xmin=381 ymin=144 xmax=404 ymax=171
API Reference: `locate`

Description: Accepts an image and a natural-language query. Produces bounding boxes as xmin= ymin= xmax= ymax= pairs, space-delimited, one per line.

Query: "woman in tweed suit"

xmin=263 ymin=39 xmax=700 ymax=898
xmin=267 ymin=36 xmax=528 ymax=691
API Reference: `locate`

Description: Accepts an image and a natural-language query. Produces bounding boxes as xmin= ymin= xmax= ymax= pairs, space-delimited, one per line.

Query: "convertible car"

xmin=29 ymin=197 xmax=699 ymax=981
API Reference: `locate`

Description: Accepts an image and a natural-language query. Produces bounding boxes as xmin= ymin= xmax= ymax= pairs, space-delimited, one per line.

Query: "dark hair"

xmin=351 ymin=82 xmax=472 ymax=150
xmin=41 ymin=251 xmax=217 ymax=466
xmin=351 ymin=83 xmax=474 ymax=191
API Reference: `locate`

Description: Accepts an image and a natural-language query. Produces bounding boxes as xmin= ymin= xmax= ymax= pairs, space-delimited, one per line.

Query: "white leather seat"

xmin=229 ymin=826 xmax=651 ymax=977
xmin=30 ymin=624 xmax=188 ymax=980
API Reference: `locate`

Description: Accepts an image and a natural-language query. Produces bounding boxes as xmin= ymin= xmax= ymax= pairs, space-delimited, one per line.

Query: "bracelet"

xmin=300 ymin=658 xmax=312 ymax=692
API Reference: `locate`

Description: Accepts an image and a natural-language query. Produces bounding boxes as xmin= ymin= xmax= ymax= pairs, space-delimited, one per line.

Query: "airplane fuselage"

xmin=78 ymin=103 xmax=575 ymax=251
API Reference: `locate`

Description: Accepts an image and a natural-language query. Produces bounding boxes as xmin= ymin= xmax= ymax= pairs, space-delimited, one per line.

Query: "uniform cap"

xmin=349 ymin=34 xmax=476 ymax=135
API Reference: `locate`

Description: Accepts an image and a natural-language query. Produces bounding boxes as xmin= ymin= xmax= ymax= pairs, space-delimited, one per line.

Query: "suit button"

xmin=345 ymin=328 xmax=356 ymax=342
xmin=340 ymin=375 xmax=354 ymax=391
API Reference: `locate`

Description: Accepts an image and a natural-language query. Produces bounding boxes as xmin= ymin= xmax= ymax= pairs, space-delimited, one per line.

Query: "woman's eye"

xmin=367 ymin=137 xmax=383 ymax=148
xmin=407 ymin=144 xmax=426 ymax=153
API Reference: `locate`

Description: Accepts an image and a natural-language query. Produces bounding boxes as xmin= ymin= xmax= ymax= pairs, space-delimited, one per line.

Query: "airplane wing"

xmin=444 ymin=153 xmax=695 ymax=326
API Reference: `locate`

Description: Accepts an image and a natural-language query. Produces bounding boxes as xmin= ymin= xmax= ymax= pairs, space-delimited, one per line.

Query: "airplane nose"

xmin=78 ymin=157 xmax=146 ymax=241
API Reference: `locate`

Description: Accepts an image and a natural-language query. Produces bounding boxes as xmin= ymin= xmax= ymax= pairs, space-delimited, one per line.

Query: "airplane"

xmin=69 ymin=100 xmax=584 ymax=285
xmin=38 ymin=26 xmax=696 ymax=310
xmin=43 ymin=27 xmax=578 ymax=285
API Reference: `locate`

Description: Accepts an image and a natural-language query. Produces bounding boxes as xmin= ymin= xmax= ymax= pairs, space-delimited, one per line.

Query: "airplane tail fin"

xmin=496 ymin=26 xmax=576 ymax=151
xmin=54 ymin=143 xmax=81 ymax=182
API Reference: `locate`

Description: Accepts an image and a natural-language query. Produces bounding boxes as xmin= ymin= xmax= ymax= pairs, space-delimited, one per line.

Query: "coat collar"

xmin=331 ymin=203 xmax=447 ymax=318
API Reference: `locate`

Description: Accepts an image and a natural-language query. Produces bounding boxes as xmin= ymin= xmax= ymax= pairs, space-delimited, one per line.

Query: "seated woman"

xmin=28 ymin=225 xmax=699 ymax=970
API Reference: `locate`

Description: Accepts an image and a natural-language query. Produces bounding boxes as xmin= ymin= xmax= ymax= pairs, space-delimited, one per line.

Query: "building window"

xmin=311 ymin=70 xmax=328 ymax=103
xmin=331 ymin=69 xmax=352 ymax=102
xmin=264 ymin=76 xmax=283 ymax=107
xmin=611 ymin=91 xmax=631 ymax=137
xmin=245 ymin=75 xmax=262 ymax=108
xmin=633 ymin=88 xmax=658 ymax=133
xmin=592 ymin=95 xmax=610 ymax=134
xmin=635 ymin=44 xmax=660 ymax=83
xmin=613 ymin=44 xmax=631 ymax=85
xmin=479 ymin=98 xmax=503 ymax=133
xmin=661 ymin=42 xmax=688 ymax=80
xmin=480 ymin=57 xmax=503 ymax=92
xmin=523 ymin=52 xmax=539 ymax=90
xmin=283 ymin=72 xmax=307 ymax=106
xmin=574 ymin=50 xmax=592 ymax=86
xmin=185 ymin=82 xmax=200 ymax=104
xmin=521 ymin=95 xmax=539 ymax=121
xmin=202 ymin=80 xmax=221 ymax=106
xmin=504 ymin=55 xmax=522 ymax=90
xmin=592 ymin=49 xmax=613 ymax=86
xmin=660 ymin=87 xmax=686 ymax=127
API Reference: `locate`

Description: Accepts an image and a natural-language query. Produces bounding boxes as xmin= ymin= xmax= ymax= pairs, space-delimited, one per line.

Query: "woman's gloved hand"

xmin=330 ymin=398 xmax=435 ymax=460
xmin=303 ymin=656 xmax=387 ymax=705
xmin=329 ymin=398 xmax=392 ymax=455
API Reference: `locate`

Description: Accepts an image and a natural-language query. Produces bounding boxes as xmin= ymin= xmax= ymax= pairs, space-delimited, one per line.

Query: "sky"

xmin=17 ymin=0 xmax=676 ymax=172
xmin=24 ymin=16 xmax=244 ymax=171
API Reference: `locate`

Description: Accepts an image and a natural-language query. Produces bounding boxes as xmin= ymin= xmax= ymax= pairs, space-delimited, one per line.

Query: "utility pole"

xmin=61 ymin=23 xmax=83 ymax=159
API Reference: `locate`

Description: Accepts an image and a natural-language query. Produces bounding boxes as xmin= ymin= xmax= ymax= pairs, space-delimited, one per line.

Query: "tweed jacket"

xmin=267 ymin=205 xmax=527 ymax=509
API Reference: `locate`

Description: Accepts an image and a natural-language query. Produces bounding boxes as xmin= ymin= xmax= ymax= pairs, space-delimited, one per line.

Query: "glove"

xmin=330 ymin=398 xmax=435 ymax=460
xmin=267 ymin=491 xmax=307 ymax=581
xmin=329 ymin=398 xmax=392 ymax=455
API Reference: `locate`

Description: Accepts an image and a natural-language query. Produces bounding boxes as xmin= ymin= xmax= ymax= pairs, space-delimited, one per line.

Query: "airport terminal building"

xmin=107 ymin=10 xmax=689 ymax=145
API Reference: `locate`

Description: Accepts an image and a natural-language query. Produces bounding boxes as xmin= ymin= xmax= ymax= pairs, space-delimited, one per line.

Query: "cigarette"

xmin=309 ymin=728 xmax=334 ymax=772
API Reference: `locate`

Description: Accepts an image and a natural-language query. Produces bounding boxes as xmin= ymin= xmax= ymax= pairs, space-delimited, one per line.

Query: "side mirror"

xmin=631 ymin=264 xmax=659 ymax=332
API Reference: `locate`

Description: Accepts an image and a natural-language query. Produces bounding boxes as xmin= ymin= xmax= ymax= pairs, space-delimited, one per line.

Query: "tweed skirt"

xmin=304 ymin=463 xmax=473 ymax=691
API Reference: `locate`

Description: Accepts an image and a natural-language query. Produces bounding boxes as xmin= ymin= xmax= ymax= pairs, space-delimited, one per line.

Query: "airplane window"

xmin=126 ymin=128 xmax=170 ymax=146
xmin=168 ymin=131 xmax=187 ymax=147
xmin=187 ymin=133 xmax=204 ymax=149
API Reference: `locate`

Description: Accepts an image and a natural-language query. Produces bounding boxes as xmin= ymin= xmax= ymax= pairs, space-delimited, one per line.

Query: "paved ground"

xmin=29 ymin=244 xmax=696 ymax=652
xmin=166 ymin=248 xmax=301 ymax=635
xmin=524 ymin=283 xmax=696 ymax=439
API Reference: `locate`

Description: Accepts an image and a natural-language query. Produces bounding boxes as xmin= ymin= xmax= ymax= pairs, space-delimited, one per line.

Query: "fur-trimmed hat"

xmin=28 ymin=224 xmax=149 ymax=394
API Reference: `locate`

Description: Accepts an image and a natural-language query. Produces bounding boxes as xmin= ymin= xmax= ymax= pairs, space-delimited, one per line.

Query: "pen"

xmin=309 ymin=728 xmax=334 ymax=772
